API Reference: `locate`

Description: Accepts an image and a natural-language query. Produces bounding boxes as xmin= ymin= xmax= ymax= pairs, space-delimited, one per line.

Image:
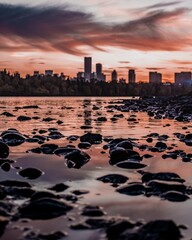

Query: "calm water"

xmin=0 ymin=97 xmax=192 ymax=240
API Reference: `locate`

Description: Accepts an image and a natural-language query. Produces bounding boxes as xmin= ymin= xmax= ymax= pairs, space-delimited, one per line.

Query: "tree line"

xmin=0 ymin=72 xmax=191 ymax=96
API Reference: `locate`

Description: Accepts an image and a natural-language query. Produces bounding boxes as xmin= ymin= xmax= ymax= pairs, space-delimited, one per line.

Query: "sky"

xmin=0 ymin=0 xmax=191 ymax=82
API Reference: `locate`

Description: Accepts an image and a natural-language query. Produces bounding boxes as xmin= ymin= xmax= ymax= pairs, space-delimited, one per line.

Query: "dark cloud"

xmin=119 ymin=61 xmax=131 ymax=64
xmin=146 ymin=67 xmax=166 ymax=70
xmin=0 ymin=4 xmax=191 ymax=55
xmin=146 ymin=1 xmax=181 ymax=9
xmin=171 ymin=60 xmax=192 ymax=65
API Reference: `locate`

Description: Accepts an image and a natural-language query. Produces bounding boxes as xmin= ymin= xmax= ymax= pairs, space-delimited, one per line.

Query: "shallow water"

xmin=0 ymin=97 xmax=192 ymax=240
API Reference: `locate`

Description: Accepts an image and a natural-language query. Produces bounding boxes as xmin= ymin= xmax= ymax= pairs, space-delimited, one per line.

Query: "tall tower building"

xmin=84 ymin=57 xmax=92 ymax=82
xmin=96 ymin=63 xmax=103 ymax=81
xmin=112 ymin=70 xmax=118 ymax=82
xmin=175 ymin=72 xmax=192 ymax=85
xmin=149 ymin=71 xmax=162 ymax=84
xmin=128 ymin=69 xmax=136 ymax=83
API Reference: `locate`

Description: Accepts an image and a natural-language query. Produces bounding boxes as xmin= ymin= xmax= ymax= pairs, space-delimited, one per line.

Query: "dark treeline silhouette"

xmin=0 ymin=71 xmax=191 ymax=96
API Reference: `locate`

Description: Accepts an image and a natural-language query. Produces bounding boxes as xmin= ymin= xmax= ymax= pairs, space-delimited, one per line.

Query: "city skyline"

xmin=0 ymin=0 xmax=191 ymax=82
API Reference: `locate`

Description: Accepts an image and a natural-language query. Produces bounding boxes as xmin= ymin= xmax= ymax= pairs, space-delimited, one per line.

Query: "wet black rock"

xmin=147 ymin=180 xmax=186 ymax=194
xmin=141 ymin=172 xmax=185 ymax=183
xmin=2 ymin=132 xmax=26 ymax=146
xmin=67 ymin=135 xmax=79 ymax=141
xmin=54 ymin=147 xmax=76 ymax=156
xmin=0 ymin=180 xmax=31 ymax=188
xmin=97 ymin=174 xmax=128 ymax=184
xmin=48 ymin=183 xmax=69 ymax=192
xmin=97 ymin=117 xmax=107 ymax=122
xmin=1 ymin=162 xmax=11 ymax=172
xmin=78 ymin=142 xmax=91 ymax=149
xmin=40 ymin=143 xmax=58 ymax=154
xmin=117 ymin=183 xmax=145 ymax=196
xmin=19 ymin=198 xmax=73 ymax=220
xmin=110 ymin=148 xmax=140 ymax=165
xmin=146 ymin=137 xmax=153 ymax=143
xmin=155 ymin=141 xmax=167 ymax=151
xmin=17 ymin=116 xmax=32 ymax=121
xmin=115 ymin=220 xmax=182 ymax=240
xmin=80 ymin=133 xmax=102 ymax=144
xmin=1 ymin=112 xmax=14 ymax=117
xmin=81 ymin=206 xmax=106 ymax=217
xmin=72 ymin=190 xmax=89 ymax=195
xmin=19 ymin=168 xmax=44 ymax=180
xmin=48 ymin=131 xmax=64 ymax=140
xmin=30 ymin=191 xmax=59 ymax=202
xmin=65 ymin=150 xmax=90 ymax=169
xmin=80 ymin=126 xmax=93 ymax=130
xmin=43 ymin=117 xmax=54 ymax=122
xmin=5 ymin=187 xmax=35 ymax=199
xmin=0 ymin=142 xmax=9 ymax=159
xmin=114 ymin=140 xmax=133 ymax=150
xmin=161 ymin=191 xmax=189 ymax=202
xmin=106 ymin=219 xmax=135 ymax=239
xmin=23 ymin=230 xmax=67 ymax=240
xmin=116 ymin=161 xmax=147 ymax=169
xmin=0 ymin=216 xmax=9 ymax=237
xmin=22 ymin=105 xmax=39 ymax=109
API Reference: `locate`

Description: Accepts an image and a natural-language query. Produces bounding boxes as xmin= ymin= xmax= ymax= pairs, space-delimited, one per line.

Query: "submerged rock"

xmin=80 ymin=133 xmax=102 ymax=144
xmin=19 ymin=198 xmax=73 ymax=220
xmin=0 ymin=142 xmax=9 ymax=159
xmin=65 ymin=150 xmax=90 ymax=169
xmin=81 ymin=206 xmax=106 ymax=217
xmin=161 ymin=191 xmax=189 ymax=202
xmin=2 ymin=132 xmax=26 ymax=146
xmin=117 ymin=183 xmax=145 ymax=196
xmin=19 ymin=168 xmax=44 ymax=180
xmin=116 ymin=161 xmax=147 ymax=169
xmin=97 ymin=174 xmax=128 ymax=184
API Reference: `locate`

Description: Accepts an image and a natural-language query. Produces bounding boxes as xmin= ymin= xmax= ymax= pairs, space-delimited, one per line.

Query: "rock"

xmin=0 ymin=142 xmax=9 ymax=159
xmin=67 ymin=135 xmax=79 ymax=141
xmin=22 ymin=105 xmax=39 ymax=109
xmin=114 ymin=140 xmax=133 ymax=150
xmin=19 ymin=168 xmax=44 ymax=180
xmin=0 ymin=180 xmax=31 ymax=188
xmin=97 ymin=174 xmax=128 ymax=184
xmin=134 ymin=220 xmax=182 ymax=240
xmin=106 ymin=219 xmax=135 ymax=239
xmin=81 ymin=206 xmax=105 ymax=217
xmin=97 ymin=117 xmax=107 ymax=122
xmin=2 ymin=132 xmax=26 ymax=146
xmin=117 ymin=183 xmax=145 ymax=196
xmin=1 ymin=162 xmax=11 ymax=172
xmin=40 ymin=144 xmax=58 ymax=154
xmin=54 ymin=147 xmax=76 ymax=156
xmin=5 ymin=187 xmax=35 ymax=199
xmin=72 ymin=190 xmax=89 ymax=195
xmin=80 ymin=133 xmax=102 ymax=144
xmin=155 ymin=142 xmax=167 ymax=151
xmin=78 ymin=142 xmax=91 ymax=149
xmin=17 ymin=116 xmax=32 ymax=121
xmin=1 ymin=112 xmax=14 ymax=117
xmin=110 ymin=148 xmax=140 ymax=165
xmin=48 ymin=183 xmax=69 ymax=192
xmin=65 ymin=150 xmax=90 ymax=169
xmin=146 ymin=137 xmax=153 ymax=143
xmin=116 ymin=161 xmax=147 ymax=169
xmin=43 ymin=117 xmax=54 ymax=122
xmin=161 ymin=191 xmax=189 ymax=202
xmin=19 ymin=198 xmax=73 ymax=220
xmin=48 ymin=131 xmax=64 ymax=139
xmin=147 ymin=180 xmax=186 ymax=194
xmin=30 ymin=191 xmax=59 ymax=202
xmin=0 ymin=216 xmax=9 ymax=237
xmin=142 ymin=172 xmax=185 ymax=183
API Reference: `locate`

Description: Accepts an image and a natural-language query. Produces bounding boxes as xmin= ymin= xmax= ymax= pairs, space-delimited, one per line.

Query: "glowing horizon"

xmin=0 ymin=0 xmax=191 ymax=82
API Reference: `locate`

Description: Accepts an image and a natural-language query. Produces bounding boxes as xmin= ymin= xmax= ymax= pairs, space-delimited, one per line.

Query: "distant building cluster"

xmin=1 ymin=56 xmax=192 ymax=85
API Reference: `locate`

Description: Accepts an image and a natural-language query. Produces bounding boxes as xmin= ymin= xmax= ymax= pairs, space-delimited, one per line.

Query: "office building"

xmin=45 ymin=70 xmax=53 ymax=76
xmin=175 ymin=72 xmax=192 ymax=85
xmin=84 ymin=57 xmax=92 ymax=82
xmin=149 ymin=71 xmax=162 ymax=84
xmin=128 ymin=69 xmax=136 ymax=83
xmin=112 ymin=70 xmax=118 ymax=82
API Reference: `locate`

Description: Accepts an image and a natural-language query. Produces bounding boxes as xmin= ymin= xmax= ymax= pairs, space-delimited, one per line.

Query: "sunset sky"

xmin=0 ymin=0 xmax=191 ymax=82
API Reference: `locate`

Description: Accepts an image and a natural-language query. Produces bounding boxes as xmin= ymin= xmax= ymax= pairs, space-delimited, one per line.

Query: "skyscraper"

xmin=96 ymin=63 xmax=102 ymax=76
xmin=149 ymin=72 xmax=162 ymax=84
xmin=128 ymin=69 xmax=136 ymax=83
xmin=84 ymin=57 xmax=92 ymax=82
xmin=112 ymin=70 xmax=118 ymax=82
